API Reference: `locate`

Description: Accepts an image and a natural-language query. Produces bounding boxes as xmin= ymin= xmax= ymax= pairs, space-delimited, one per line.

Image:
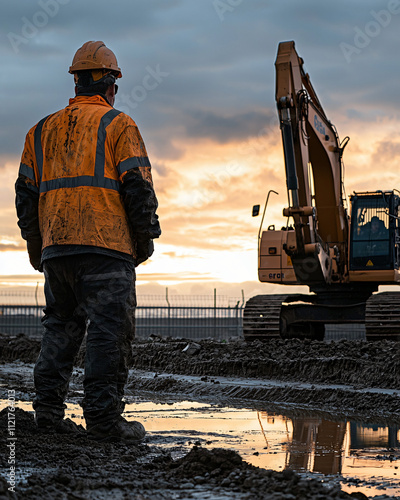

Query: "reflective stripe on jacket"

xmin=19 ymin=95 xmax=155 ymax=257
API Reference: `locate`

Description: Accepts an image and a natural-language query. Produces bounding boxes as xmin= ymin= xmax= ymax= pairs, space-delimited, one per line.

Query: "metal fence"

xmin=0 ymin=304 xmax=366 ymax=341
xmin=0 ymin=288 xmax=367 ymax=341
xmin=0 ymin=303 xmax=244 ymax=340
xmin=0 ymin=306 xmax=43 ymax=337
xmin=135 ymin=305 xmax=243 ymax=339
xmin=0 ymin=287 xmax=245 ymax=339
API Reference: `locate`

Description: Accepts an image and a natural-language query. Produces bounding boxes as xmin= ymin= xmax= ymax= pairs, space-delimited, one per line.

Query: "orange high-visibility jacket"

xmin=18 ymin=95 xmax=155 ymax=257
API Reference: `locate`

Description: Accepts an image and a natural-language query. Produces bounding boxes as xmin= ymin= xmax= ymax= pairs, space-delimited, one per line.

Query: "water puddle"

xmin=1 ymin=399 xmax=399 ymax=497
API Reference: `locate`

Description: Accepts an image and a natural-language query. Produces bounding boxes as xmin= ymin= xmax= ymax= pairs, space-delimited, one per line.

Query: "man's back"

xmin=40 ymin=95 xmax=116 ymax=181
xmin=20 ymin=94 xmax=153 ymax=257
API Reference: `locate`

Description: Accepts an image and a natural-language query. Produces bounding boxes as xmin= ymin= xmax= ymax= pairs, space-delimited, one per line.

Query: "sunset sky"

xmin=1 ymin=0 xmax=400 ymax=299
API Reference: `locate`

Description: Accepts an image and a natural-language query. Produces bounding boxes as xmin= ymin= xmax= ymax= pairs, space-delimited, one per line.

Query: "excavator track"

xmin=365 ymin=291 xmax=400 ymax=341
xmin=244 ymin=292 xmax=400 ymax=342
xmin=243 ymin=294 xmax=288 ymax=340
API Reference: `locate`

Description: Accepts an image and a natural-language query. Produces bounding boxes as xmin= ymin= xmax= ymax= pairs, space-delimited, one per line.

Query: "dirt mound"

xmin=0 ymin=405 xmax=34 ymax=433
xmin=0 ymin=334 xmax=40 ymax=364
xmin=166 ymin=446 xmax=362 ymax=498
xmin=169 ymin=446 xmax=243 ymax=477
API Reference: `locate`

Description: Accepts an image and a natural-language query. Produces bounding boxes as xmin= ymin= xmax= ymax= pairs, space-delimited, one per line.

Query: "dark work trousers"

xmin=33 ymin=254 xmax=136 ymax=427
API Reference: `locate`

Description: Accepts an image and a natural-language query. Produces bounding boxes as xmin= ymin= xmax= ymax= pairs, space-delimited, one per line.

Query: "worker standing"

xmin=15 ymin=41 xmax=161 ymax=443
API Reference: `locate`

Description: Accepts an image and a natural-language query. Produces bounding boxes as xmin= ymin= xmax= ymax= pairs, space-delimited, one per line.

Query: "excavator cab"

xmin=349 ymin=191 xmax=400 ymax=272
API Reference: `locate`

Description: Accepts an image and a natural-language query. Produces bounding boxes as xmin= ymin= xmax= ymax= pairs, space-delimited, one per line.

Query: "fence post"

xmin=35 ymin=282 xmax=41 ymax=335
xmin=213 ymin=288 xmax=217 ymax=339
xmin=240 ymin=289 xmax=245 ymax=337
xmin=166 ymin=287 xmax=171 ymax=337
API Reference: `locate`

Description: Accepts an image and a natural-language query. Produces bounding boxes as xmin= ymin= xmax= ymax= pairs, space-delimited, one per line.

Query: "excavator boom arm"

xmin=275 ymin=41 xmax=348 ymax=283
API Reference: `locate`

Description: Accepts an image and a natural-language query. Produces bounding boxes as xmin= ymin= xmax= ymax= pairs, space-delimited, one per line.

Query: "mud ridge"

xmin=129 ymin=338 xmax=400 ymax=390
xmin=2 ymin=334 xmax=400 ymax=391
xmin=129 ymin=373 xmax=400 ymax=424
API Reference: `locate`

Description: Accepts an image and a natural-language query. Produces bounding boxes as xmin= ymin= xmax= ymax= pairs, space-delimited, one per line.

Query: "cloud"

xmin=162 ymin=251 xmax=189 ymax=259
xmin=155 ymin=165 xmax=284 ymax=252
xmin=3 ymin=0 xmax=400 ymax=160
xmin=0 ymin=243 xmax=25 ymax=252
xmin=136 ymin=271 xmax=216 ymax=283
xmin=371 ymin=139 xmax=400 ymax=164
xmin=185 ymin=109 xmax=275 ymax=144
xmin=151 ymin=161 xmax=169 ymax=177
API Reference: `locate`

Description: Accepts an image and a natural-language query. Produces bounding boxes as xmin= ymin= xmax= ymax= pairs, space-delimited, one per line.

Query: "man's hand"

xmin=135 ymin=238 xmax=154 ymax=266
xmin=27 ymin=239 xmax=42 ymax=271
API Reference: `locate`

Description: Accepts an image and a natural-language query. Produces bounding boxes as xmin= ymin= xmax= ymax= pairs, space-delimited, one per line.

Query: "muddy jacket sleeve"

xmin=15 ymin=128 xmax=43 ymax=270
xmin=116 ymin=124 xmax=161 ymax=242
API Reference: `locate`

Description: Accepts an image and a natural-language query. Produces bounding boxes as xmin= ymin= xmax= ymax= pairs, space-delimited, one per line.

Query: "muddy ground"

xmin=1 ymin=332 xmax=400 ymax=499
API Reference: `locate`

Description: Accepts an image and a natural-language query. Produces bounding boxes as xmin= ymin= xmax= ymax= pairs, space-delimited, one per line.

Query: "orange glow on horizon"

xmin=2 ymin=114 xmax=400 ymax=292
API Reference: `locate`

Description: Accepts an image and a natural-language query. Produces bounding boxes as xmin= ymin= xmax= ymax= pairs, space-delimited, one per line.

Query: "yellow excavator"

xmin=243 ymin=41 xmax=400 ymax=341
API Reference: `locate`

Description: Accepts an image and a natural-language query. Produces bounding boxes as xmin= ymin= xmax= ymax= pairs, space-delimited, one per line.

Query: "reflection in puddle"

xmin=285 ymin=417 xmax=346 ymax=473
xmin=278 ymin=416 xmax=400 ymax=495
xmin=1 ymin=400 xmax=399 ymax=497
xmin=124 ymin=402 xmax=400 ymax=497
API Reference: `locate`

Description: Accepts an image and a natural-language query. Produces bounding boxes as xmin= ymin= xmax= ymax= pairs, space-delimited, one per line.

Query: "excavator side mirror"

xmin=252 ymin=205 xmax=260 ymax=217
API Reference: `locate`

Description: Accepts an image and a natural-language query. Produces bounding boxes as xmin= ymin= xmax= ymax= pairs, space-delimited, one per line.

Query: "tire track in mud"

xmin=128 ymin=371 xmax=400 ymax=424
xmin=2 ymin=333 xmax=400 ymax=422
xmin=129 ymin=338 xmax=400 ymax=390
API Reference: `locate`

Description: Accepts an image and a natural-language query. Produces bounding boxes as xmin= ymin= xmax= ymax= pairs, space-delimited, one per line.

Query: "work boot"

xmin=35 ymin=414 xmax=85 ymax=435
xmin=87 ymin=416 xmax=146 ymax=444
